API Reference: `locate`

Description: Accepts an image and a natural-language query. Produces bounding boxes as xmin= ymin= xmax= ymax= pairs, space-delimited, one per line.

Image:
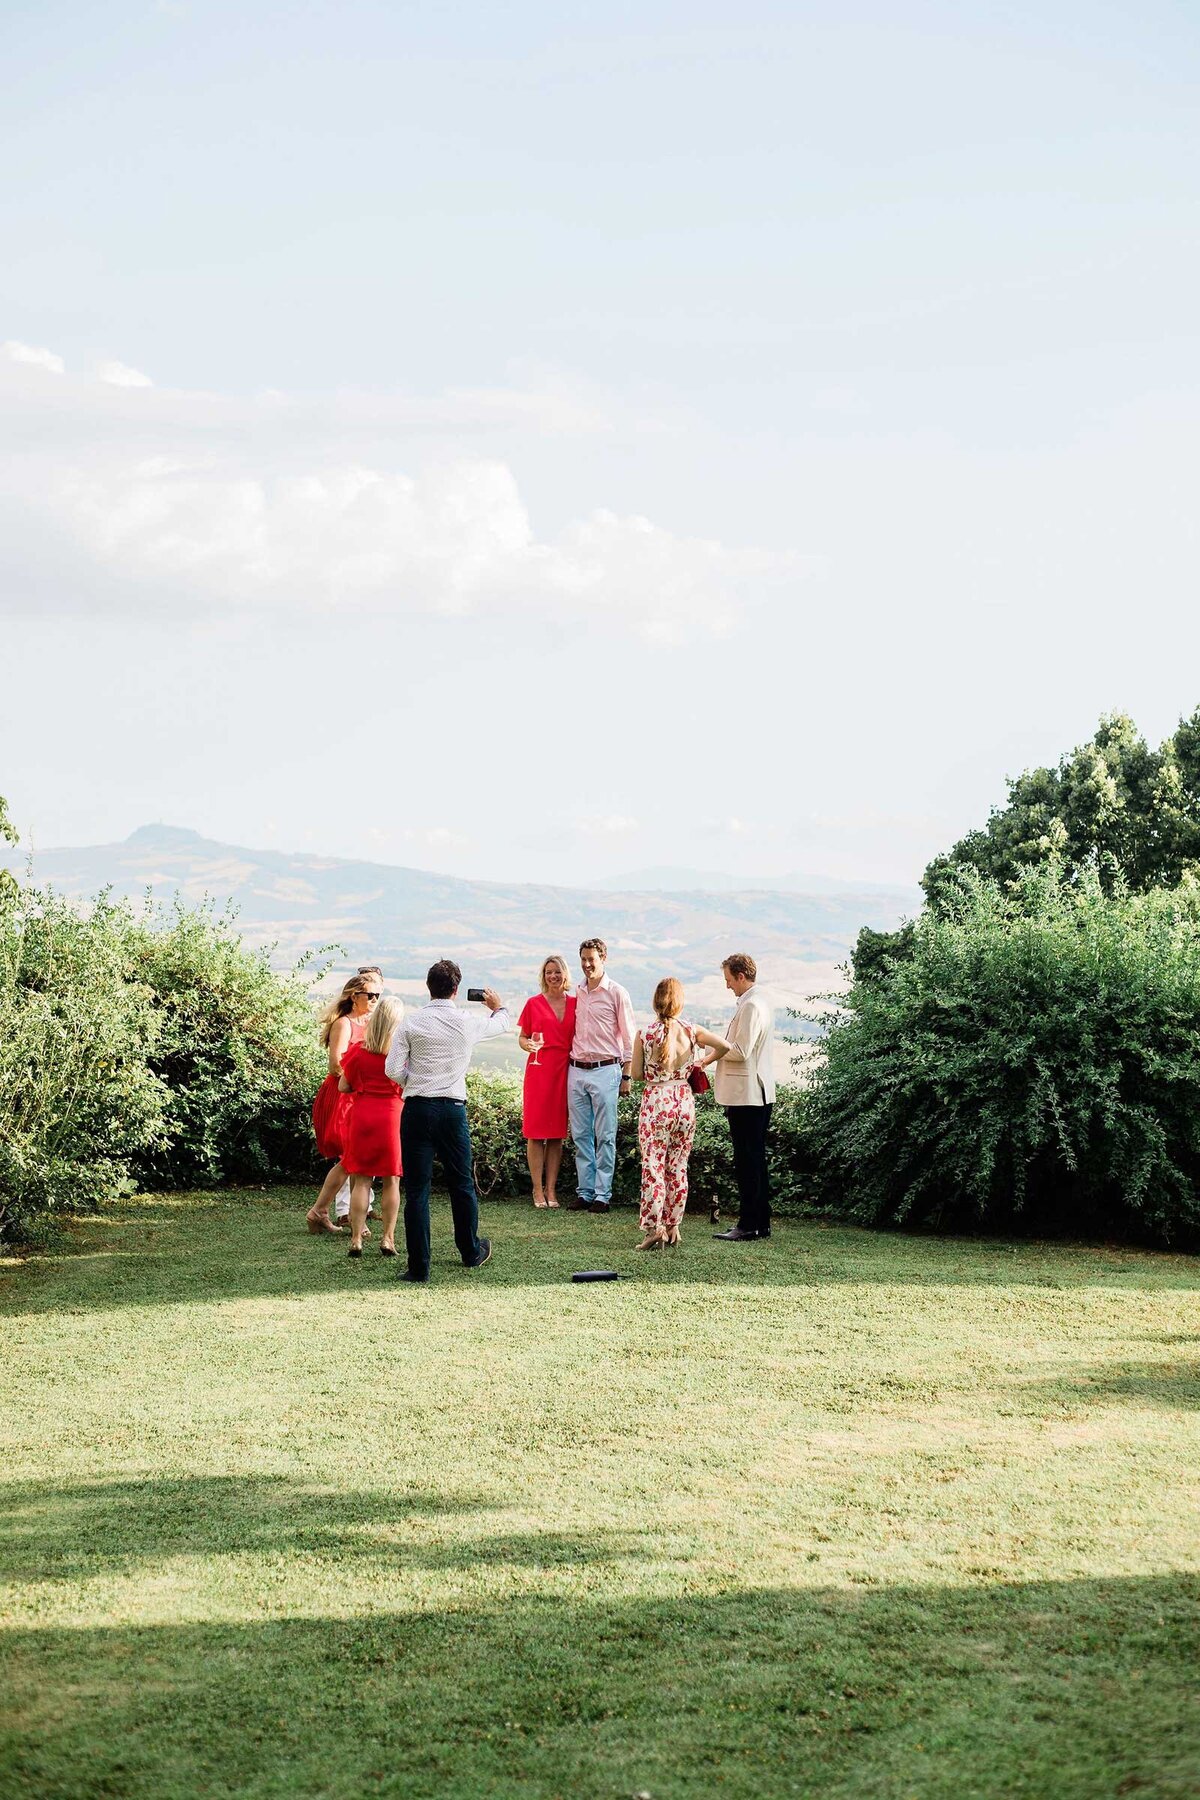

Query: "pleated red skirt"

xmin=312 ymin=1072 xmax=350 ymax=1161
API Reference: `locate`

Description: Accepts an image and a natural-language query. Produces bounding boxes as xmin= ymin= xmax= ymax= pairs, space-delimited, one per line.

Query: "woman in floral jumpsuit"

xmin=631 ymin=979 xmax=732 ymax=1250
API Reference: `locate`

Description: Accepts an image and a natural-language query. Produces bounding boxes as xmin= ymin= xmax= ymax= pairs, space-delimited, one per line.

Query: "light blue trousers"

xmin=567 ymin=1063 xmax=622 ymax=1205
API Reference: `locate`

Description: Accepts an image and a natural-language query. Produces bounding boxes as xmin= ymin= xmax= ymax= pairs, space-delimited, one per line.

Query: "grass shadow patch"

xmin=4 ymin=1189 xmax=1200 ymax=1321
xmin=2 ymin=1575 xmax=1199 ymax=1798
xmin=0 ymin=1473 xmax=645 ymax=1587
xmin=1034 ymin=1356 xmax=1200 ymax=1411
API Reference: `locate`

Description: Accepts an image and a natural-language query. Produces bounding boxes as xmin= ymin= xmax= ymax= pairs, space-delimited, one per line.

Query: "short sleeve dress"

xmin=312 ymin=1014 xmax=367 ymax=1160
xmin=339 ymin=1042 xmax=403 ymax=1179
xmin=517 ymin=993 xmax=577 ymax=1140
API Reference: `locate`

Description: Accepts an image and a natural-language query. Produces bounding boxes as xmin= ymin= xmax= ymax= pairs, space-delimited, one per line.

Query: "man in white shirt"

xmin=705 ymin=952 xmax=776 ymax=1241
xmin=385 ymin=959 xmax=510 ymax=1282
xmin=566 ymin=937 xmax=636 ymax=1214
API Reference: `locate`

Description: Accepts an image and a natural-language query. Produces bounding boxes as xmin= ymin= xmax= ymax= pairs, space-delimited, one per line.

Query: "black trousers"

xmin=400 ymin=1098 xmax=483 ymax=1279
xmin=725 ymin=1103 xmax=773 ymax=1234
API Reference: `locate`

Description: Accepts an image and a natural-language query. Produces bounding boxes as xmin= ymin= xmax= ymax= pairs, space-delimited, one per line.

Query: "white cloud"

xmin=0 ymin=351 xmax=808 ymax=639
xmin=54 ymin=461 xmax=791 ymax=639
xmin=96 ymin=359 xmax=153 ymax=388
xmin=3 ymin=340 xmax=65 ymax=374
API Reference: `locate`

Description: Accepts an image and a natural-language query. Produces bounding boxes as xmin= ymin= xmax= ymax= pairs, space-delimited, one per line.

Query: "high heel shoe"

xmin=306 ymin=1211 xmax=343 ymax=1235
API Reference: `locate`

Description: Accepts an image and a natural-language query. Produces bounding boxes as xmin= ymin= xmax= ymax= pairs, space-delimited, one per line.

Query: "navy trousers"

xmin=725 ymin=1103 xmax=773 ymax=1234
xmin=400 ymin=1098 xmax=483 ymax=1278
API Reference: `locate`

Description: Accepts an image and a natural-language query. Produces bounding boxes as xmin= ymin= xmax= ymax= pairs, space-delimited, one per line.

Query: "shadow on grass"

xmin=1034 ymin=1356 xmax=1200 ymax=1411
xmin=0 ymin=1475 xmax=644 ymax=1586
xmin=3 ymin=1187 xmax=1198 ymax=1319
xmin=2 ymin=1573 xmax=1198 ymax=1799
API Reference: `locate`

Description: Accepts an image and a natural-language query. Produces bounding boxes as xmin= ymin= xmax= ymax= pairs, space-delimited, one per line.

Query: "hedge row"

xmin=466 ymin=1073 xmax=818 ymax=1215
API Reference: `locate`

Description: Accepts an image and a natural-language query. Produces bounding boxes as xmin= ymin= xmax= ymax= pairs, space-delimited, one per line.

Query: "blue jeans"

xmin=399 ymin=1098 xmax=483 ymax=1279
xmin=567 ymin=1063 xmax=622 ymax=1205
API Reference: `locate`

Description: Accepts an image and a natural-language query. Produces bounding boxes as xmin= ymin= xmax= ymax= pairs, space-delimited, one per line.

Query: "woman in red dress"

xmin=338 ymin=997 xmax=404 ymax=1258
xmin=517 ymin=955 xmax=577 ymax=1208
xmin=306 ymin=972 xmax=381 ymax=1234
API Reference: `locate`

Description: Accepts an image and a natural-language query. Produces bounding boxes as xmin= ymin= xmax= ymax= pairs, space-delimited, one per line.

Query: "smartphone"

xmin=466 ymin=987 xmax=486 ymax=1003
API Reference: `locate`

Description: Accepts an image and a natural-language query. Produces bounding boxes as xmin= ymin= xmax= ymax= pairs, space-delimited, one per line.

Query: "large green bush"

xmin=0 ymin=837 xmax=325 ymax=1242
xmin=129 ymin=901 xmax=324 ymax=1189
xmin=0 ymin=885 xmax=169 ymax=1243
xmin=808 ymin=865 xmax=1200 ymax=1245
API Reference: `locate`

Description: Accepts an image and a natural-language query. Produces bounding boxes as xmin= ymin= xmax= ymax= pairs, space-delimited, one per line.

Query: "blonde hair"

xmin=651 ymin=977 xmax=688 ymax=1071
xmin=318 ymin=974 xmax=372 ymax=1047
xmin=539 ymin=955 xmax=572 ymax=996
xmin=364 ymin=995 xmax=404 ymax=1055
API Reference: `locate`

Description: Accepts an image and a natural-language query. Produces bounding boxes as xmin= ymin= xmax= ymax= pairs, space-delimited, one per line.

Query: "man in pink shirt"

xmin=567 ymin=937 xmax=635 ymax=1213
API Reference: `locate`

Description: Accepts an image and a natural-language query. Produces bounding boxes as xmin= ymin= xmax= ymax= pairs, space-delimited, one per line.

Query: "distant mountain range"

xmin=5 ymin=823 xmax=915 ymax=1017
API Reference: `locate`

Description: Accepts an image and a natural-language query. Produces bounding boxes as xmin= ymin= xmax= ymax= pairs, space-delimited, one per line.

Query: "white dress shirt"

xmin=385 ymin=999 xmax=511 ymax=1100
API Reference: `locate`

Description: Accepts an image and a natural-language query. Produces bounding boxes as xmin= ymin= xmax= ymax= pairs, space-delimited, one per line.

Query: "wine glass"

xmin=530 ymin=1031 xmax=544 ymax=1068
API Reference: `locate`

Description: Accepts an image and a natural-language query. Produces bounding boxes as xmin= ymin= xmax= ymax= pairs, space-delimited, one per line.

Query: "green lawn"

xmin=2 ymin=1189 xmax=1199 ymax=1799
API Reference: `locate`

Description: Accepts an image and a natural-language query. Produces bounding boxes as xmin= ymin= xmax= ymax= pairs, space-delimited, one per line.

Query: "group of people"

xmin=304 ymin=939 xmax=776 ymax=1283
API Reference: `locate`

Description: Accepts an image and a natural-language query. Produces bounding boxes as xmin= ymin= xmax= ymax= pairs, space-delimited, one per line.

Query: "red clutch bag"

xmin=687 ymin=1065 xmax=710 ymax=1095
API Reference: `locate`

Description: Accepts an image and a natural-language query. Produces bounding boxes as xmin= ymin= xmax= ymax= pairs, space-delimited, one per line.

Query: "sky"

xmin=3 ymin=0 xmax=1200 ymax=888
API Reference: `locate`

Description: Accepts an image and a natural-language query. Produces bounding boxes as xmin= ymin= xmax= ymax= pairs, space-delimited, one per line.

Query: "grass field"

xmin=2 ymin=1188 xmax=1199 ymax=1799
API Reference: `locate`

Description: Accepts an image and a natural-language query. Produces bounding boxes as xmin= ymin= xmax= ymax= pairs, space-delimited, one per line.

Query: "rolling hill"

xmin=6 ymin=823 xmax=913 ymax=1018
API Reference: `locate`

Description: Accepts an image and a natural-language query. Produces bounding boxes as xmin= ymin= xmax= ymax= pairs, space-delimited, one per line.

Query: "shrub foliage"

xmin=807 ymin=865 xmax=1200 ymax=1246
xmin=0 ymin=840 xmax=324 ymax=1243
xmin=0 ymin=885 xmax=168 ymax=1242
xmin=130 ymin=901 xmax=324 ymax=1189
xmin=468 ymin=1071 xmax=818 ymax=1216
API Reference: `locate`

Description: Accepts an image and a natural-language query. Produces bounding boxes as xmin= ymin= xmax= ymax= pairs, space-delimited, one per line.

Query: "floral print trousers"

xmin=638 ymin=1080 xmax=696 ymax=1234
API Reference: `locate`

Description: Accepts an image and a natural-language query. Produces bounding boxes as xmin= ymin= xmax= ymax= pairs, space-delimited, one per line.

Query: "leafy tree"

xmin=926 ymin=710 xmax=1200 ymax=902
xmin=855 ymin=709 xmax=1200 ymax=980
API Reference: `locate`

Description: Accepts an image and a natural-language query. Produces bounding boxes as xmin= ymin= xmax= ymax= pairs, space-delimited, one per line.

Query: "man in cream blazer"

xmin=708 ymin=952 xmax=775 ymax=1240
